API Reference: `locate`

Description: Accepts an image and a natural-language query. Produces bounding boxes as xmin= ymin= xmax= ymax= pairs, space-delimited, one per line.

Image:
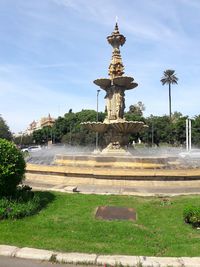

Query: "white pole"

xmin=186 ymin=119 xmax=189 ymax=151
xmin=189 ymin=119 xmax=192 ymax=150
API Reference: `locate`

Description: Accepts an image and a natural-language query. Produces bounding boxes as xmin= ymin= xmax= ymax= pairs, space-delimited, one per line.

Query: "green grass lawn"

xmin=0 ymin=192 xmax=200 ymax=257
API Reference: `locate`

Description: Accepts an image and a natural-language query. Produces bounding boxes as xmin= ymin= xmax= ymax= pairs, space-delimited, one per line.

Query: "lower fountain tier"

xmin=81 ymin=120 xmax=147 ymax=134
xmin=81 ymin=120 xmax=148 ymax=154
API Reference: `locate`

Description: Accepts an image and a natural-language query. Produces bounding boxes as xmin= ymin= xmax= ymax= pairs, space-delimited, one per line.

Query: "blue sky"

xmin=0 ymin=0 xmax=200 ymax=133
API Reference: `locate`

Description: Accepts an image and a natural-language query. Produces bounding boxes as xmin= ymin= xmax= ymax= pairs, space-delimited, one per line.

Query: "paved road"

xmin=0 ymin=256 xmax=91 ymax=267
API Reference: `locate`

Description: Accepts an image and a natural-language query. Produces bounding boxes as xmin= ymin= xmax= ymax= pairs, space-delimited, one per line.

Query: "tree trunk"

xmin=169 ymin=83 xmax=172 ymax=119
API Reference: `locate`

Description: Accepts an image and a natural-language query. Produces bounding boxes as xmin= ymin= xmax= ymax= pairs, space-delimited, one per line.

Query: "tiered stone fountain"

xmin=82 ymin=23 xmax=147 ymax=154
xmin=54 ymin=24 xmax=178 ymax=172
xmin=27 ymin=24 xmax=200 ymax=184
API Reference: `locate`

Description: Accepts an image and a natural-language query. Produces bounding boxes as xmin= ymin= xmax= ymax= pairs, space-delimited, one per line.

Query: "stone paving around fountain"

xmin=25 ymin=171 xmax=200 ymax=196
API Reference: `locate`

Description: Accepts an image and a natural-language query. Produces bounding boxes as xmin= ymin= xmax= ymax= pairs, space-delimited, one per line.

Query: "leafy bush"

xmin=183 ymin=205 xmax=200 ymax=227
xmin=0 ymin=187 xmax=50 ymax=220
xmin=14 ymin=185 xmax=34 ymax=201
xmin=0 ymin=138 xmax=26 ymax=197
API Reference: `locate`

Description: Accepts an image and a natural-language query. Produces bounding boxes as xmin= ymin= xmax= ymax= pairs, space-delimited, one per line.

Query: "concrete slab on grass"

xmin=181 ymin=257 xmax=200 ymax=267
xmin=139 ymin=256 xmax=183 ymax=267
xmin=56 ymin=252 xmax=97 ymax=264
xmin=0 ymin=245 xmax=19 ymax=257
xmin=96 ymin=255 xmax=139 ymax=266
xmin=15 ymin=247 xmax=54 ymax=261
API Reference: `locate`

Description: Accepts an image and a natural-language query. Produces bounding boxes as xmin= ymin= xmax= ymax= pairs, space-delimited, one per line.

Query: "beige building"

xmin=26 ymin=114 xmax=55 ymax=135
xmin=40 ymin=114 xmax=55 ymax=128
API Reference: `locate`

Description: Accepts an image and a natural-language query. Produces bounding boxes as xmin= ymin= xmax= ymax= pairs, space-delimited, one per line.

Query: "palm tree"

xmin=160 ymin=69 xmax=178 ymax=119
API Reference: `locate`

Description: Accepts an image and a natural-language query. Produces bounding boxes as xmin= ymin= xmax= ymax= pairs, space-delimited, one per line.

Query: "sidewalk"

xmin=0 ymin=245 xmax=200 ymax=267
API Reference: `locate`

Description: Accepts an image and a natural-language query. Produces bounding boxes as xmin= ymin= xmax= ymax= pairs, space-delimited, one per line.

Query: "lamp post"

xmin=96 ymin=89 xmax=100 ymax=150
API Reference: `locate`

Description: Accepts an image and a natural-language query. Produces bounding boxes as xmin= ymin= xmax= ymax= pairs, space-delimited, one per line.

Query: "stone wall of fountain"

xmin=82 ymin=23 xmax=147 ymax=154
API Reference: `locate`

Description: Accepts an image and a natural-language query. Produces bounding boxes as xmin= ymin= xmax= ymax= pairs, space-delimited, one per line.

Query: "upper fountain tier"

xmin=94 ymin=23 xmax=138 ymax=91
xmin=94 ymin=76 xmax=138 ymax=91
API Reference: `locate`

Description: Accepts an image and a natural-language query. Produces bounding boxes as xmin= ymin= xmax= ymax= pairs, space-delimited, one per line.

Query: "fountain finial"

xmin=107 ymin=22 xmax=126 ymax=48
xmin=114 ymin=20 xmax=119 ymax=34
xmin=107 ymin=23 xmax=126 ymax=79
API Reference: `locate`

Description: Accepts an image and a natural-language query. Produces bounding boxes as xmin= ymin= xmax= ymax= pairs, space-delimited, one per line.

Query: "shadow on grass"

xmin=34 ymin=191 xmax=56 ymax=210
xmin=0 ymin=191 xmax=56 ymax=220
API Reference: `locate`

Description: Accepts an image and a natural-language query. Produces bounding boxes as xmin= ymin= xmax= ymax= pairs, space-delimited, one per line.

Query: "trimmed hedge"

xmin=0 ymin=139 xmax=25 ymax=197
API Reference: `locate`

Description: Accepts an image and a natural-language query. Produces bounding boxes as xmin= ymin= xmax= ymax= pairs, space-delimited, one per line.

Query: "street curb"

xmin=0 ymin=245 xmax=200 ymax=266
xmin=15 ymin=247 xmax=54 ymax=261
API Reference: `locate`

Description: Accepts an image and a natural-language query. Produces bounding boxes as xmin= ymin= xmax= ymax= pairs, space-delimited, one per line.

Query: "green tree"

xmin=125 ymin=104 xmax=146 ymax=144
xmin=36 ymin=110 xmax=106 ymax=146
xmin=33 ymin=126 xmax=52 ymax=145
xmin=13 ymin=134 xmax=33 ymax=147
xmin=52 ymin=116 xmax=68 ymax=143
xmin=127 ymin=101 xmax=145 ymax=117
xmin=161 ymin=69 xmax=178 ymax=119
xmin=173 ymin=115 xmax=188 ymax=145
xmin=72 ymin=110 xmax=105 ymax=146
xmin=143 ymin=115 xmax=173 ymax=146
xmin=171 ymin=111 xmax=183 ymax=123
xmin=0 ymin=115 xmax=12 ymax=140
xmin=192 ymin=115 xmax=200 ymax=147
